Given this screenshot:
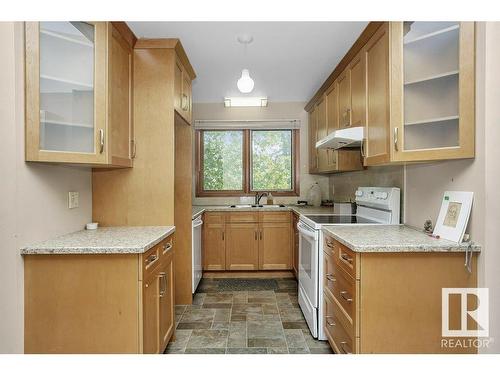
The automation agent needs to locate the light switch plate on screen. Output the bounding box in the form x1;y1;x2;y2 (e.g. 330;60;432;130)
68;191;79;209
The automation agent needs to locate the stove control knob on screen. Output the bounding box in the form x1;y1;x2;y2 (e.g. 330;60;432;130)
355;190;363;197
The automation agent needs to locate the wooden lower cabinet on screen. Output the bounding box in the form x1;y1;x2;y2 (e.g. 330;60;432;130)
226;222;260;270
24;235;175;354
203;211;293;271
322;234;478;354
203;212;226;270
259;221;291;270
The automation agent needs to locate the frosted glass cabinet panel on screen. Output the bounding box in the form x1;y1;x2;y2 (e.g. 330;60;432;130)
390;22;475;162
25;22;108;164
39;22;95;153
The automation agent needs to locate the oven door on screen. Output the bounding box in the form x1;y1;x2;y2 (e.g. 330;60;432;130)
297;221;319;308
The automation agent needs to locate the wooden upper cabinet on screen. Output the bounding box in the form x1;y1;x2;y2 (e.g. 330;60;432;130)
25;22;134;167
308;107;318;173
325;82;339;134
349;52;366;128
316;97;329;172
337;69;351;128
109;23;134;167
364;22;391;166
390;21;475;162
305;21;476;167
174;58;193;124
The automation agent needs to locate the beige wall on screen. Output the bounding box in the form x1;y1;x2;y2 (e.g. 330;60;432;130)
404;22;499;352
192;102;330;205
0;22;92;353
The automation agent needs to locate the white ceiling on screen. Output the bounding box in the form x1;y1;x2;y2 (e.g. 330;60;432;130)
127;22;368;103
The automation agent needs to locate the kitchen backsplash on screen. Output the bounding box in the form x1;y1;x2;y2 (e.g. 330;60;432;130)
329;165;404;219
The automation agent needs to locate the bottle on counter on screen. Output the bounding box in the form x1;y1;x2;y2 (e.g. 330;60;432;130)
307;182;322;207
267;193;274;205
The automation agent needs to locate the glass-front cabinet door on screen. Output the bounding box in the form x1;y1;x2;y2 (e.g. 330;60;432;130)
391;22;475;162
25;22;107;164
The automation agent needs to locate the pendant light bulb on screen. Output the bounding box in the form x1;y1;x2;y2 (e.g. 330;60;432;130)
237;69;254;93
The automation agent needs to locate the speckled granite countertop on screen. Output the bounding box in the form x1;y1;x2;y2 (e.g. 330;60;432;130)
322;225;481;253
21;226;175;255
192;205;335;218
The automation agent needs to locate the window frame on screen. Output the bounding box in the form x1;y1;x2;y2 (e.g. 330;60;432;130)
195;129;300;197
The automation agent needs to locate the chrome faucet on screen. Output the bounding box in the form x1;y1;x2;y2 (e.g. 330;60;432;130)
254;192;268;206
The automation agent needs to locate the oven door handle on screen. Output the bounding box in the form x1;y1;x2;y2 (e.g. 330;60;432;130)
297;222;317;240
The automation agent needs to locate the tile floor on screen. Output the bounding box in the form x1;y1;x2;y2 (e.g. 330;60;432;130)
165;277;333;354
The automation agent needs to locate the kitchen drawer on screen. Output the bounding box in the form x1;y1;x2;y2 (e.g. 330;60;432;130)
159;235;174;259
323;235;337;258
329;264;356;324
226;212;259;223
142;244;161;279
204;212;225;224
260;211;291;223
323;291;355;354
335;240;358;279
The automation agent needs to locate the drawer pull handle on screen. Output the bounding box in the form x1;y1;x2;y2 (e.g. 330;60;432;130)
340;291;353;303
340;341;352;354
325;316;336;327
326;274;336;282
340;253;353;265
146;254;158;266
325;241;334;249
163;242;173;254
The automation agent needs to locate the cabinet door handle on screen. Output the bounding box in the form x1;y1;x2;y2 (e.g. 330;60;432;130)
360;139;365;158
344;109;351;127
340;253;353;265
163;242;172;254
159;272;166;297
222;231;225;241
260;229;263;241
255;230;257;240
340;341;352;354
99;129;105;154
340;291;353;303
181;94;189;111
146;254;158;266
393;127;399;151
326;274;336;282
325;316;336;327
131;139;137;159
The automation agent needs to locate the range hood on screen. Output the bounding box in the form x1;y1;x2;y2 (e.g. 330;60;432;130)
315;126;364;150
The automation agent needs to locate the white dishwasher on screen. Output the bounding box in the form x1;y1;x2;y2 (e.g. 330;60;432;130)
192;216;203;293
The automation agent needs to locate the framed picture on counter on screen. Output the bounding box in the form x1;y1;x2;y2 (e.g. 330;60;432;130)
433;191;474;243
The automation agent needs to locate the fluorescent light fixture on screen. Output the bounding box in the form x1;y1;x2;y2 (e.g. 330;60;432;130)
224;97;268;107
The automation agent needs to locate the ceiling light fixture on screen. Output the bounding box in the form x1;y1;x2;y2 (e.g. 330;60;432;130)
236;34;255;94
237;69;254;94
224;97;268;107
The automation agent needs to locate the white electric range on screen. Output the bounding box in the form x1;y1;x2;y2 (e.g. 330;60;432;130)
297;187;401;339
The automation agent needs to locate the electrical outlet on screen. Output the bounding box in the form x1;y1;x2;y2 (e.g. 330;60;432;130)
68;191;79;209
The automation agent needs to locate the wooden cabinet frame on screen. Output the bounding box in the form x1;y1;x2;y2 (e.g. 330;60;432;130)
389;22;476;162
25;22;108;164
196;129;300;197
25;21;136;167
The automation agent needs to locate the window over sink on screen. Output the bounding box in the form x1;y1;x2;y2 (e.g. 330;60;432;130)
196;129;299;197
